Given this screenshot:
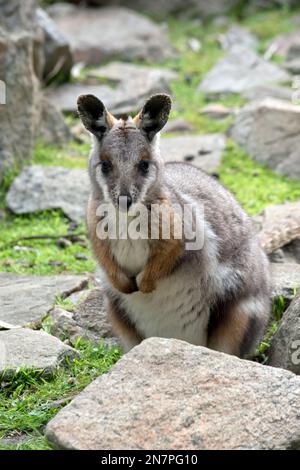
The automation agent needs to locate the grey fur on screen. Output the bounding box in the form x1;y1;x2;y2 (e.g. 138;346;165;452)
79;93;271;357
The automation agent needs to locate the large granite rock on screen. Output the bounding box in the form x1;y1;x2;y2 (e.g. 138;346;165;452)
51;7;174;65
6;165;90;223
0;272;89;327
47;62;177;115
46;337;300;450
230;98;300;179
0;328;78;376
269;291;300;375
161;134;226;173
198;46;289;95
0;0;41;184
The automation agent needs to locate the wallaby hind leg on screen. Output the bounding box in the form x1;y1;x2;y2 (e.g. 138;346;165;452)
207;296;269;358
107;297;143;353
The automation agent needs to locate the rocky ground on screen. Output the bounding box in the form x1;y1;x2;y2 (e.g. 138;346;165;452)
1;0;300;450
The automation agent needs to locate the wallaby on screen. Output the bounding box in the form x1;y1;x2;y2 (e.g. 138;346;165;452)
78;93;271;357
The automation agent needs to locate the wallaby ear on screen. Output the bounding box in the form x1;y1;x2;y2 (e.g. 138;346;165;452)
134;94;172;141
77;94;116;140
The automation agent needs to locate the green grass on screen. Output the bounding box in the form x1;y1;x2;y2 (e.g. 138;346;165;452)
33;141;89;169
0;210;95;275
219;141;300;215
0;339;122;450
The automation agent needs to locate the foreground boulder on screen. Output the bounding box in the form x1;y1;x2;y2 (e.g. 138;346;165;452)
6;165;90;223
51;6;174;65
46;337;300;450
0;273;89;327
198;46;289;95
269;291;300;375
0;328;77;376
0;0;40;183
230;98;300;179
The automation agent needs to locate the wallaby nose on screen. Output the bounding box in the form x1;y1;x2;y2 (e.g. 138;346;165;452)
118;194;132;211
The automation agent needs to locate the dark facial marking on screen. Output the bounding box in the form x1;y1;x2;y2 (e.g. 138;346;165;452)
138;160;150;175
101;160;113;175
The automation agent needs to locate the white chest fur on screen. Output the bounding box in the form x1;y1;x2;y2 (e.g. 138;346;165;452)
119;269;210;347
109;238;150;277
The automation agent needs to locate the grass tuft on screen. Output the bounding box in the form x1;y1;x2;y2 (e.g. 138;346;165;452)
0;339;122;450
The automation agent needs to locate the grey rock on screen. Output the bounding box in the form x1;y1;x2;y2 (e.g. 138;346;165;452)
218;26;257;51
282;239;300;264
0;0;41;184
230;98;300;179
46;337;300;450
283;58;300;75
271;263;300;301
74;1;241;18
242;85;292;102
201;103;233;119
256;201;300;264
266;32;300;59
257;201;300;232
52;7;175;65
0;272;89;327
47;62;177;115
37;97;72;145
198;46;290;95
160;134;226;173
269;291;300;374
36;7;73;82
46;3;78;18
47;84;115;115
50;288;119;346
163;119;194;134
6;165;90;223
0;328;78;376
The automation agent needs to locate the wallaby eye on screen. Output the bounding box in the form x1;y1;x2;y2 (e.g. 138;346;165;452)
139;160;150;175
101;160;113;175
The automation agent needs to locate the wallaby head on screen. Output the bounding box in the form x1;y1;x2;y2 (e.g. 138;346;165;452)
77;93;172;210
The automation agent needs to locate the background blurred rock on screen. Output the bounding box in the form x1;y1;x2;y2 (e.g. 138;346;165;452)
57;0;299;17
0;0;41;184
37;7;73;83
49;6;175;65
